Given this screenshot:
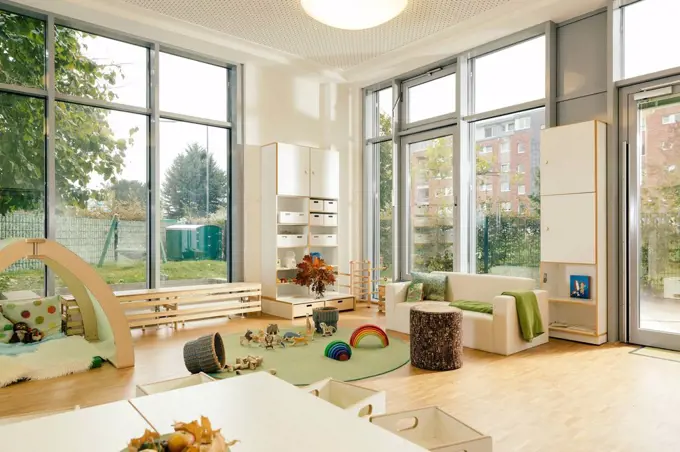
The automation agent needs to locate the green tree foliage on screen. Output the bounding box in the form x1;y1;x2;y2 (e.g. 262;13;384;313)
110;179;147;204
0;11;136;215
161;143;228;219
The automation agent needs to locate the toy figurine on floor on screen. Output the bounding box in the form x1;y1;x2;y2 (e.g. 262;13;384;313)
263;333;275;350
319;322;336;337
282;331;302;343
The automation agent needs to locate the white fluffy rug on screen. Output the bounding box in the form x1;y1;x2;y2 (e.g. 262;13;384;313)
0;336;99;388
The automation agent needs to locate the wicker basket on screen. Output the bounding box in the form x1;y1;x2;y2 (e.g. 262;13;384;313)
183;333;226;374
312;306;339;333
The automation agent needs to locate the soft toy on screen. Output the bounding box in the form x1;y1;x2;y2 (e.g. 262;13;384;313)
27;328;44;343
9;322;30;344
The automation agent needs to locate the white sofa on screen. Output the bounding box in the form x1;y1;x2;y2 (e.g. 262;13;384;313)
386;272;549;356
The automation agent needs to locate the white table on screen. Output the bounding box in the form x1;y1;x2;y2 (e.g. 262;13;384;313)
131;372;427;452
1;401;154;452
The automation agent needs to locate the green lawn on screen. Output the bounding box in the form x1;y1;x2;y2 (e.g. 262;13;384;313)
1;260;228;293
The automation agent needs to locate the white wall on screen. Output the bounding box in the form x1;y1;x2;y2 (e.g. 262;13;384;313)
10;0;363;284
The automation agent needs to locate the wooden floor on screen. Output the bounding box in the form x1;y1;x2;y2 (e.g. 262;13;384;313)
2;308;680;451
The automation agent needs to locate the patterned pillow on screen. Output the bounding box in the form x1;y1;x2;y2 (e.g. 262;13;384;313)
405;283;424;302
412;272;448;301
1;296;61;337
0;315;13;344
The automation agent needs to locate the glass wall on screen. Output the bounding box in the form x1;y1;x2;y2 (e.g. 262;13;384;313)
621;0;680;80
0;7;235;297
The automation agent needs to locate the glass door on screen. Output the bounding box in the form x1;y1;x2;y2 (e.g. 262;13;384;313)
400;127;460;277
623;76;680;349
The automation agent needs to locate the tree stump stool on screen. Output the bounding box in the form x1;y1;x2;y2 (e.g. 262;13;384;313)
410;304;463;371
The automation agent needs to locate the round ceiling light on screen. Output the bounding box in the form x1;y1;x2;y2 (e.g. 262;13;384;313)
301;0;408;30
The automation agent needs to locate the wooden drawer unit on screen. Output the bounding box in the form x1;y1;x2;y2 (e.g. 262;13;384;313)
325;297;355;312
292;301;325;318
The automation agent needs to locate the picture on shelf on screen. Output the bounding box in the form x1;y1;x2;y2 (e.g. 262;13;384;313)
570;275;590;299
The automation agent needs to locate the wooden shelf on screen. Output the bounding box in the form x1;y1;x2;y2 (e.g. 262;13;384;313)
549;296;596;305
549;324;597;337
277;223;308;226
310;245;338;248
276;268;297;271
277;245;308;249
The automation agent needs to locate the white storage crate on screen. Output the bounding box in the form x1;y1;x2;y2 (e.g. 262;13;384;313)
324;214;338;226
310;234;337;246
304;378;386;418
310;199;324;211
324;200;338;213
278;234;307;247
136;373;214;397
278;211;307;224
310;213;324;226
370;407;492;452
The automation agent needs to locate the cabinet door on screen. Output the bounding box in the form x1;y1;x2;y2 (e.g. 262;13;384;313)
541;193;596;264
277;144;309;197
310;150;339;199
541;121;596;196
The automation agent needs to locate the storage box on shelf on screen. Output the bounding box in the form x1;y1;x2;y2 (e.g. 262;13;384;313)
260;142;353;319
370;407;492;452
540;120;607;345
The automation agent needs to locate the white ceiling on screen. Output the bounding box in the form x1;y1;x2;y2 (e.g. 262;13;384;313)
117;0;518;70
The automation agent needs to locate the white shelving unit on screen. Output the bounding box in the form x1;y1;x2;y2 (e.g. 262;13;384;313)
540;120;607;345
260;143;354;319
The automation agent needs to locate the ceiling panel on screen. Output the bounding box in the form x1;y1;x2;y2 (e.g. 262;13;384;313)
118;0;514;69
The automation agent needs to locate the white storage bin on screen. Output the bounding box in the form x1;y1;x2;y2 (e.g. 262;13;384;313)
370;407;492;452
310;234;337;246
304;378;386;418
278;211;307;224
310;213;324;226
278;234;307;247
324;200;338;213
323;214;337;226
136;373;214;397
310;199;324;212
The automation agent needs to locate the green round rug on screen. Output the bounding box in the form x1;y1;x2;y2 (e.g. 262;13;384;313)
209;327;410;385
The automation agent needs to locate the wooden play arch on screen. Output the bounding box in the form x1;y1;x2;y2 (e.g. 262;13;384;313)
0;238;134;368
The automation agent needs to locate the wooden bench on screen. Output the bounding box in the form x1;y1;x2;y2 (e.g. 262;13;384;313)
61;283;261;334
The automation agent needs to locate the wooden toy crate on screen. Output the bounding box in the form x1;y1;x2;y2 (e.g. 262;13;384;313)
370;406;492;452
136;372;215;397
304;378;386;418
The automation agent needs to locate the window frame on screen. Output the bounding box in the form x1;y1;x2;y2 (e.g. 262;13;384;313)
402;64;458;130
0;3;242;294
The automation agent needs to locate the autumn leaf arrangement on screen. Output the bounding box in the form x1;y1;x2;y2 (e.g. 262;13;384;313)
295;254;336;298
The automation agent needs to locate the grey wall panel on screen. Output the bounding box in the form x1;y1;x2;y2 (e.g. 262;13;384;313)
556;92;607;126
556;12;607;99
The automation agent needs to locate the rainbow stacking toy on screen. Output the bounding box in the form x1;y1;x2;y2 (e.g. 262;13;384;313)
324;340;352;361
349;324;389;348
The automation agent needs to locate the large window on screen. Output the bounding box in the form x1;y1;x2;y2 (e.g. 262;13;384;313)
621;0;680;80
0;8;235;298
473;109;544;281
406;73;456;124
160;120;229;286
473;36;545;113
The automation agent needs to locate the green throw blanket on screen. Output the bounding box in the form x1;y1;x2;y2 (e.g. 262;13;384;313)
502;291;544;342
450;300;493;315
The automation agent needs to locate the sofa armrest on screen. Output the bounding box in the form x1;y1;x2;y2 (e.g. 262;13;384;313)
490;290;549;355
385;282;410;311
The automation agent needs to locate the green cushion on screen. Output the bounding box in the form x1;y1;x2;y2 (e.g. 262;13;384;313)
450;300;493;315
405;283;424;302
412;272;447;301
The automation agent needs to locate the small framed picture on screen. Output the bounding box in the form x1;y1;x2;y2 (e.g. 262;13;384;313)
570;275;591;299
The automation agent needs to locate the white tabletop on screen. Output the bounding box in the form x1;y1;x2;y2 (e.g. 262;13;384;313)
1;401;154;452
130;372;426;452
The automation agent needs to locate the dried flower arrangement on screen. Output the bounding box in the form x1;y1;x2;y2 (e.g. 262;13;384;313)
295;254;336;299
126;416;238;452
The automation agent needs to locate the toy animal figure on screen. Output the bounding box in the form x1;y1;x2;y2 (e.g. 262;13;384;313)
305;314;314;339
319;322;336;337
240;329;254;346
266;324;280;336
250;330;266;345
291;335;309;346
263;333;275;350
9;322;30;344
282;331;302;343
273;335;287;348
26;328;43;344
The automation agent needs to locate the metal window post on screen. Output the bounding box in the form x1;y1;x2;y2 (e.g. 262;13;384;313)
148;43;161;289
45;15;56;296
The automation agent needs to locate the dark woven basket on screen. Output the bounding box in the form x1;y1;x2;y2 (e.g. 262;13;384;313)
183;333;225;374
312;306;339;333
